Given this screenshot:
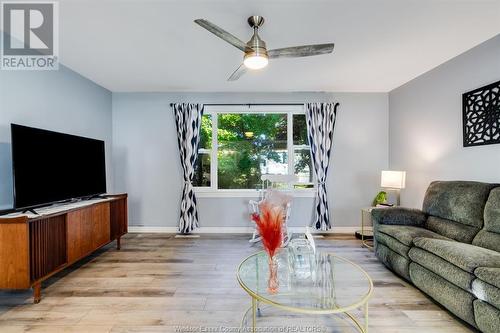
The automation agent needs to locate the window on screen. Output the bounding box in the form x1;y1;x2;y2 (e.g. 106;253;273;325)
193;114;212;187
193;106;314;194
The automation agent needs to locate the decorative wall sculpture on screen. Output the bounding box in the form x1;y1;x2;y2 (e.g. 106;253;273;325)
463;80;500;147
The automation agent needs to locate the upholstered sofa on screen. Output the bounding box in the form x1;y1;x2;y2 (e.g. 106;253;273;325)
372;181;500;333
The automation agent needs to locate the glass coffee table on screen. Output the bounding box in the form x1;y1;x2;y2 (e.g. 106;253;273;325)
237;248;373;332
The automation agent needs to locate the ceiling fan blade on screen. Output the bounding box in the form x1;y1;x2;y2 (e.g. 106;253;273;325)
194;19;248;52
227;64;247;81
268;43;335;59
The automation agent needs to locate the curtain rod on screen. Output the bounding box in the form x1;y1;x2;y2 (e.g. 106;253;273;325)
169;103;306;107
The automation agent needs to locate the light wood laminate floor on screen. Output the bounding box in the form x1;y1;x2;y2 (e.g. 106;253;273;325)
0;233;477;333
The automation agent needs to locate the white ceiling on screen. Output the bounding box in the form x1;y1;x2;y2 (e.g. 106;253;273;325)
59;0;500;92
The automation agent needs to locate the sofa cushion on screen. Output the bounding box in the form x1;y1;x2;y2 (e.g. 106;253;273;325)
377;225;448;246
426;216;479;243
410;262;476;327
376;225;448;259
375;232;410;258
413;237;500;273
375;242;410;281
474;300;500;333
473;187;500;252
409;247;474;292
473;230;500;253
472;279;500;310
423;181;495;228
475;267;500;289
484;188;500;233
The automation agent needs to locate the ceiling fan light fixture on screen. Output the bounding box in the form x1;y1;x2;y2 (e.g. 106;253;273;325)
243;54;268;70
244;27;268;70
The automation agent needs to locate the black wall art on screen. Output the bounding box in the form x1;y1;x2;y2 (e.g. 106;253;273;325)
463;80;500;147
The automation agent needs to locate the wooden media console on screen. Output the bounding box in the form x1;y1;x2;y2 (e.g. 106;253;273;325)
0;194;127;303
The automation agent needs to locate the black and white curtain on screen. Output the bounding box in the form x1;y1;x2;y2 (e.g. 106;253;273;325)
172;103;204;234
305;102;339;230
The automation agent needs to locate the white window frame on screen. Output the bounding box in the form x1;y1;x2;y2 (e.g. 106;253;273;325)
195;105;315;198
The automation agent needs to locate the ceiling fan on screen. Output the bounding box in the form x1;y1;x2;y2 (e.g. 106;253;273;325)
194;16;335;81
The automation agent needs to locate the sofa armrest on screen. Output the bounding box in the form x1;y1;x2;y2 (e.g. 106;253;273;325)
372;207;427;227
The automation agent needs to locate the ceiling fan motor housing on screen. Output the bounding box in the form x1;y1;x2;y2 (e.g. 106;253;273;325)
245;16;268;62
246;33;268;56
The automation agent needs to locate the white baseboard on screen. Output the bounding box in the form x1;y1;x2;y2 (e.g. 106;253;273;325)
129;226;179;233
128;226;358;234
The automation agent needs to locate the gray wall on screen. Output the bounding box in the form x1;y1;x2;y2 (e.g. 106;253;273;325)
389;34;500;208
0;65;113;210
112;92;389;229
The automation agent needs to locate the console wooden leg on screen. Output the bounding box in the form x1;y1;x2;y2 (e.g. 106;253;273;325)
33;283;41;304
117;237;121;250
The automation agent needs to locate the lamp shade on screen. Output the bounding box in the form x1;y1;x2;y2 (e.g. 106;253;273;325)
381;170;406;189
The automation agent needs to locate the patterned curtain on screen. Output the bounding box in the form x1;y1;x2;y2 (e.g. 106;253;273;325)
172;103;204;234
305;102;339;230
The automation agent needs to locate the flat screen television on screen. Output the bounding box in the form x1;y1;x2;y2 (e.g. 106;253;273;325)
11;124;106;210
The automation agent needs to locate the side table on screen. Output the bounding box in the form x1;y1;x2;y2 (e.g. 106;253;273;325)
360;207;374;249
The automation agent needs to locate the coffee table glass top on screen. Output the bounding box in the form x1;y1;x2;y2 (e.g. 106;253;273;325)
237;248;373;314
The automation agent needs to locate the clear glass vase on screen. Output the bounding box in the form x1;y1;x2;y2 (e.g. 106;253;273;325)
267;255;279;294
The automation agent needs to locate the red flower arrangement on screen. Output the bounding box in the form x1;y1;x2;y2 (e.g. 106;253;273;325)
251;201;284;294
252;201;285;294
251;202;284;258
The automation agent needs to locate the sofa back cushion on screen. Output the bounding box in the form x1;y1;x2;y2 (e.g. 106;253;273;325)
473;187;500;252
423;181;494;227
426;216;479;243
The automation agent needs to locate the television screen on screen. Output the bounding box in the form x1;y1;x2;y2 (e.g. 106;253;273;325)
11;124;106;209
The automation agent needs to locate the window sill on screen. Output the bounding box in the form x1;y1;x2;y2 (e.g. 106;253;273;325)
194;189;316;198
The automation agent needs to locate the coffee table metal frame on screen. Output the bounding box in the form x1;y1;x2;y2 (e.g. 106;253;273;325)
236;252;373;333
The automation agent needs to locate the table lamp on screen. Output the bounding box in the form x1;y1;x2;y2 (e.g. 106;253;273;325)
381;170;406;206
